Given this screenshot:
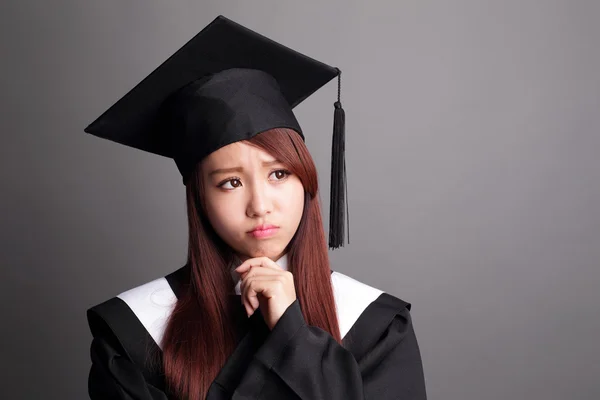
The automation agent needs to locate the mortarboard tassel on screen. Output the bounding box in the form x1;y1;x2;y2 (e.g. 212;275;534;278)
329;68;350;250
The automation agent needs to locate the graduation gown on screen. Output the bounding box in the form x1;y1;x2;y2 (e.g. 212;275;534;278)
86;260;427;399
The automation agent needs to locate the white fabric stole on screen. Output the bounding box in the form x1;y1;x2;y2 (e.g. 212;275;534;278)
118;264;383;349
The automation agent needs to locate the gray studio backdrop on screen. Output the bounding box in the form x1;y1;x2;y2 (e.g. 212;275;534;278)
1;1;598;399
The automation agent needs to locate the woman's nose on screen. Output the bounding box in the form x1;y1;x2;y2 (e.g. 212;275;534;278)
246;183;272;217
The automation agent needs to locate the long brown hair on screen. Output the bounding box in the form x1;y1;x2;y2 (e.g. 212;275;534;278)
160;128;342;400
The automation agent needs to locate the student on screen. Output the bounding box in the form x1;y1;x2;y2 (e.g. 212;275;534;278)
84;15;427;400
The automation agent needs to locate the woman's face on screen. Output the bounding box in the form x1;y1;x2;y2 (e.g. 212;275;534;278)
200;140;305;262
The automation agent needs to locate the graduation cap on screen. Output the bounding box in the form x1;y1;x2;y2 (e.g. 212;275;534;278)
84;15;349;249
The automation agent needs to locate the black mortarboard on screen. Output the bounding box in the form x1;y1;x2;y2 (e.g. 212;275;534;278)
84;15;349;249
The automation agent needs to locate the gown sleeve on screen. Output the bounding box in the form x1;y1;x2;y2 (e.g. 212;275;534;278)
233;299;427;400
87;308;169;400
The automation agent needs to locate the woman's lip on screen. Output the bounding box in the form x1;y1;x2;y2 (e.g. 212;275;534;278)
248;227;279;238
248;224;278;233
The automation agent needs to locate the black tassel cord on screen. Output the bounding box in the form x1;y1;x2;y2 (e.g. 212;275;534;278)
329;68;350;250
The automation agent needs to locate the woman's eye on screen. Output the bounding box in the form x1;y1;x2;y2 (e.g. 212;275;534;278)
218;170;290;189
270;169;291;181
219;178;242;189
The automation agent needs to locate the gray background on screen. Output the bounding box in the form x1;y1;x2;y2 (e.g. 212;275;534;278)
1;1;598;399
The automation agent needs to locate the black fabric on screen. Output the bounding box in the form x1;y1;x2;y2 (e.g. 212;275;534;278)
162;68;304;183
343;292;412;361
83;15;339;185
89;335;168;400
87;298;166;397
227;297;426;400
86;270;427;400
164;263;190;300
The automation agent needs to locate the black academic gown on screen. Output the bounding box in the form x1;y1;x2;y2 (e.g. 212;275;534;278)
86;265;427;399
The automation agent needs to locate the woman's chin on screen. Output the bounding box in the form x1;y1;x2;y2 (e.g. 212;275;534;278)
237;244;287;261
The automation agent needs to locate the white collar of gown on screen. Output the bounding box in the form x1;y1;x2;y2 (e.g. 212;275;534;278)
230;253;289;295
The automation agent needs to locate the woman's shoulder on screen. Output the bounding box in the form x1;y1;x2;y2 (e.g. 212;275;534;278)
86;264;188;351
330;270;412;339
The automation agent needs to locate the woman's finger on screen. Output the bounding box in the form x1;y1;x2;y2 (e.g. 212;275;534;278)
240;274;279;293
241;276;281;315
238;265;283;282
235;256;283;274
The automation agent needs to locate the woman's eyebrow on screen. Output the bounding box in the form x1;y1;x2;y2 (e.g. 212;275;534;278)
208;160;281;176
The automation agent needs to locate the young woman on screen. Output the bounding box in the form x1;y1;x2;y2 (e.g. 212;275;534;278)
85;16;427;400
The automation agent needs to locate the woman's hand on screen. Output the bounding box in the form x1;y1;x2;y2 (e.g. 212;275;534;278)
235;256;297;330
